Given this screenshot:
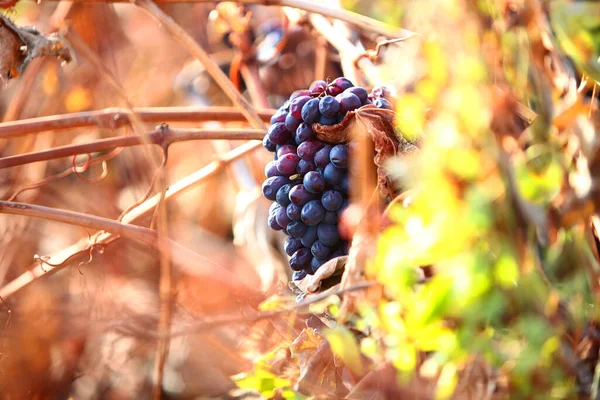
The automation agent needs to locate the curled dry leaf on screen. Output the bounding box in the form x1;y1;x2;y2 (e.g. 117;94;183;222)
290;328;337;395
291;256;348;295
313;104;418;199
0;15;71;85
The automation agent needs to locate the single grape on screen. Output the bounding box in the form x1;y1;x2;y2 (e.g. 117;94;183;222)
371;86;393;100
303;171;325;193
336;92;361;114
262;176;289;201
329;144;349;168
290;95;311;119
275;206;292;228
318;114;337;126
324;163;345;185
270;109;288;124
264;160;281;177
311;240;330;259
263;134;277;152
297;140;324;161
290;248;311;271
321;190;343;211
295;122;315;144
301;200;325;226
328;77;354;96
289;185;318;206
301;98;321;124
373;97;394;110
323;210;338;224
287;203;302;220
269;202;279;215
309;80;327;94
285;113;302;132
277;154;301;175
292;269;307;280
319;96;341;117
345;86;369;103
301;225;318;247
276;183;294;206
296;159;316;175
268;211;283;231
335;175;349;193
276;144;297;158
314;145;333;168
290;89;311;100
310;257;326;273
268;122;292;145
317;224;340;246
287;220;309;238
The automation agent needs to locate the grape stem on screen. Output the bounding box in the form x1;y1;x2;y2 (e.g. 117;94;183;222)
0;126;266;169
0;107;274;139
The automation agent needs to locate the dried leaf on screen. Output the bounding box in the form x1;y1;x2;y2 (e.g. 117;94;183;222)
290;329;337;395
0;20;23;85
314;105;417;199
292;256;348;295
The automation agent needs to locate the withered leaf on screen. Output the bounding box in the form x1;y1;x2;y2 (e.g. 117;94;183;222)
313;105;417;199
292;256;348;295
0;19;23;85
290;329;337;395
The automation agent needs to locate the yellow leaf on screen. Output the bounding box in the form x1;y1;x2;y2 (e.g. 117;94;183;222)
323;326;364;375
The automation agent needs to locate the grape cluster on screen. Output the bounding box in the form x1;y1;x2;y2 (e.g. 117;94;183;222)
262;77;392;279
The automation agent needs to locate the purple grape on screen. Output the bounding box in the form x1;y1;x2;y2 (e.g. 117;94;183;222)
310;257;326;273
293;269;308;280
287;220;308;238
318;115;337;126
345;86;369;103
314;145;333;168
296;159;316;175
262;176;289;201
321;190;343;211
328;77;354;96
285;237;304;256
268;122;292;145
319;96;341;117
290;248;311;271
303;171;325;193
317;224;340;246
270;109;288;124
276;183;294;206
310;80;327;94
295;122;315;144
277;144;297;158
301;225;318;247
324;163;345;185
336;93;361;114
289;185;318;206
285;113;302;132
329;144;349;168
263;135;277;152
287;203;302;220
277;154;301;175
301;200;325;226
335;175;349;193
275;206;292;228
373;98;394;110
265;160;282;177
297;140;324;160
268;209;283;231
301;98;321;124
371;86;392;100
311;240;330;259
290;89;311;100
323;210;338;224
290;96;311;119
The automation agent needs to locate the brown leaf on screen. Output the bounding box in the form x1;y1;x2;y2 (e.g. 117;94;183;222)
314;105;417;199
292;256;348;295
0;21;24;85
290;329;337;395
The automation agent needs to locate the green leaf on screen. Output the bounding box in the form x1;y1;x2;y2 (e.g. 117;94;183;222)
323;326;364;375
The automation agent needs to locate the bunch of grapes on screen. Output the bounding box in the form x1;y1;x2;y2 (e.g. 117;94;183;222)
261;77;393;280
